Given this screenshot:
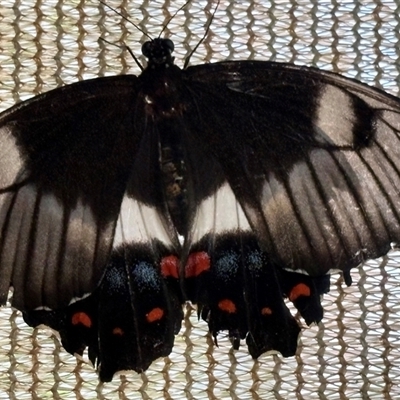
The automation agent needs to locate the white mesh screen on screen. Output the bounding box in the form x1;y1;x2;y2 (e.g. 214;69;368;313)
0;0;399;398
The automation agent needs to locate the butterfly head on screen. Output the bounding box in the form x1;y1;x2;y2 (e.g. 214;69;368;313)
142;38;175;69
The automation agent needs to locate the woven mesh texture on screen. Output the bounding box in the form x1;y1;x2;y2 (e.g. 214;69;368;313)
0;0;400;398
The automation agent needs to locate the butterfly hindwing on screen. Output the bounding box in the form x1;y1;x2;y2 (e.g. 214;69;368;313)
95;242;182;381
185;231;301;358
24;194;183;381
23;293;98;361
183;180;330;357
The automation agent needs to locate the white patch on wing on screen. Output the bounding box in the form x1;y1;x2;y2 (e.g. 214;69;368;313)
0;185;37;304
68;292;91;306
0;187;104;308
191;182;251;243
0;125;24;188
28;193;64;293
350;90;400;111
258;143;400;274
65;198;98;259
374;112;400;164
259;169;313;267
287;159;341;258
58;197;100;301
1;185;37;271
314;85;356;146
113;195;172;248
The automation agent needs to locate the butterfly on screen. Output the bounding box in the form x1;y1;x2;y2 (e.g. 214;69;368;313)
1;31;400;381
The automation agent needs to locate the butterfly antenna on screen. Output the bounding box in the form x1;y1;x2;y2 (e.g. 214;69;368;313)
158;0;191;38
183;0;220;69
99;0;152;41
98;37;144;71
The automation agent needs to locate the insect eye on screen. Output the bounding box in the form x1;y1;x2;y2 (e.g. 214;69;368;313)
142;41;152;58
164;39;174;53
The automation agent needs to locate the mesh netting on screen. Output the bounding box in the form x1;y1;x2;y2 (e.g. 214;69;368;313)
0;0;400;398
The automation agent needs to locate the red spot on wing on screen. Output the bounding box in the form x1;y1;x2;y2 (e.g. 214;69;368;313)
289;283;311;302
261;307;272;316
146;307;164;323
71;312;92;328
218;299;236;314
185;251;210;277
161;255;179;278
112;327;124;336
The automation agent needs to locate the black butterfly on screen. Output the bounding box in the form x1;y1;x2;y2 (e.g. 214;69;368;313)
1;34;400;381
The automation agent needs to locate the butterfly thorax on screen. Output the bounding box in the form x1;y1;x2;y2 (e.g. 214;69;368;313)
137;39;191;234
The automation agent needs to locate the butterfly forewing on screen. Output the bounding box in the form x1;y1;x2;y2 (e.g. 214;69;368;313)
0;76;145;309
182;61;400;274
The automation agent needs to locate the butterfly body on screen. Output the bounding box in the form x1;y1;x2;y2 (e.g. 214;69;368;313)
1;38;400;381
